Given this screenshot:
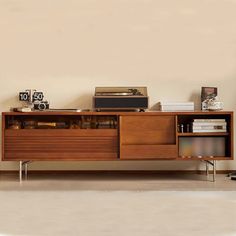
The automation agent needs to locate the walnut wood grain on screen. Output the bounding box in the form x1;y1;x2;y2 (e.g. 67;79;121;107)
2;111;234;116
121;145;177;160
5;129;117;137
120;115;176;145
1;111;234;161
119;115;177;159
4;129;118;161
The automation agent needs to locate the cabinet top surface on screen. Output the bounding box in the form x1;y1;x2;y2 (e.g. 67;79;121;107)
2;110;234;116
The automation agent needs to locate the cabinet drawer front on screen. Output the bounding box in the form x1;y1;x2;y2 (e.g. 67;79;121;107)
120;115;176;145
4;130;118;161
121;145;177;159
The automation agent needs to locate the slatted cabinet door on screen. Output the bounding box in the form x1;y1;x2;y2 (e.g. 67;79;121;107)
120;115;178;159
4;129;118;161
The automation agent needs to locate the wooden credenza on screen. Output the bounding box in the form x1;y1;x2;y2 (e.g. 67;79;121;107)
2;111;234;180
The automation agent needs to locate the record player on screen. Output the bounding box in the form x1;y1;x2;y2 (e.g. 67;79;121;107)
93;87;148;111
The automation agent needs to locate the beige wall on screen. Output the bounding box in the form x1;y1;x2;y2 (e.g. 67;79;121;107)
0;0;236;170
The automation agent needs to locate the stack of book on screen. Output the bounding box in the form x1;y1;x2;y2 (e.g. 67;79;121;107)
192;119;227;133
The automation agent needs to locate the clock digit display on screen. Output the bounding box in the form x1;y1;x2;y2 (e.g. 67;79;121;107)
33;92;44;102
19;92;30;101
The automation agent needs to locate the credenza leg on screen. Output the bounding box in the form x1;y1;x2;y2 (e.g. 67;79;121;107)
206;161;209;176
19;161;30;182
19;161;22;182
204;160;216;182
25;162;28;180
213;160;216;182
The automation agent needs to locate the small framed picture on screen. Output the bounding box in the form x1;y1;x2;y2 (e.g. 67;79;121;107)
201;87;218;110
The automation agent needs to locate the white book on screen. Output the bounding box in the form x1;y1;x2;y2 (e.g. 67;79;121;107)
192;129;227;133
193;122;227;126
192;125;227;130
193;119;226;122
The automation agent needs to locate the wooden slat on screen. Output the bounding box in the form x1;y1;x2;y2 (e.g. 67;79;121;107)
5;129;117;137
4;152;117;161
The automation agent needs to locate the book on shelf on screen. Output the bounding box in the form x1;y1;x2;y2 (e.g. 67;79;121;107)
192;125;227;130
192;129;227;133
192;119;227;133
193;122;227;126
193;119;226;122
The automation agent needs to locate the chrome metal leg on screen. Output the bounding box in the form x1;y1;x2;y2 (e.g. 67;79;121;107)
213;160;216;182
25;162;28;180
19;161;22;182
19;161;31;181
204;160;216;182
206;161;209;176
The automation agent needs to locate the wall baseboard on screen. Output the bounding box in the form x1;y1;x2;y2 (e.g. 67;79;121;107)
0;170;234;175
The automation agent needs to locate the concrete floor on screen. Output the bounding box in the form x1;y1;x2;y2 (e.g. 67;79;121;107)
0;172;236;191
0;173;236;236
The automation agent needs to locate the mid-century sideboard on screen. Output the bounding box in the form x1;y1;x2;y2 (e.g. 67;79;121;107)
2;111;234;181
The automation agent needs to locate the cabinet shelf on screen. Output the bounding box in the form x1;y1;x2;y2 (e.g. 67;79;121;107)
177;132;229;136
178;156;229;160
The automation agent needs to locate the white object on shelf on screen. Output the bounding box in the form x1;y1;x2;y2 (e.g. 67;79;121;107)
193;119;226;122
193;125;227;129
193;122;227;126
192;129;227;133
160;102;194;111
192;119;227;132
